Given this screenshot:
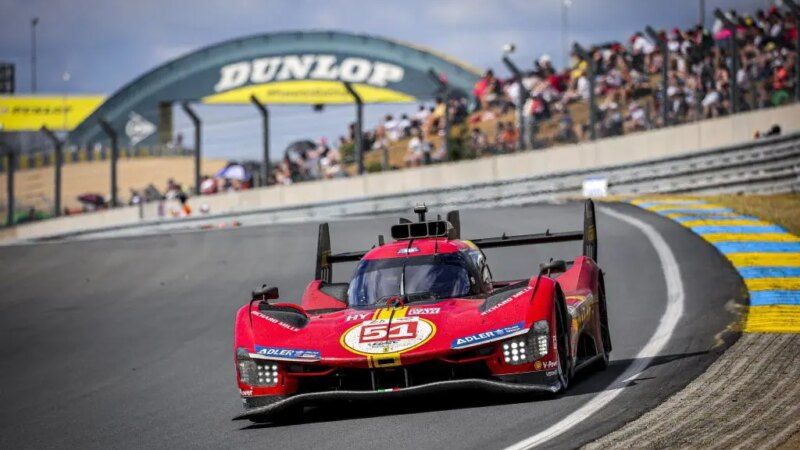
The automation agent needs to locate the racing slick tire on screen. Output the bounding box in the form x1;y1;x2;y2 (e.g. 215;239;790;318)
554;287;572;392
594;273;612;371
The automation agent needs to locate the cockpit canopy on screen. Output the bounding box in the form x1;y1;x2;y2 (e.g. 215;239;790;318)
347;252;478;307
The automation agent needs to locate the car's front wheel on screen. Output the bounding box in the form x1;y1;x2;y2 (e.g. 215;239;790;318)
554;289;571;391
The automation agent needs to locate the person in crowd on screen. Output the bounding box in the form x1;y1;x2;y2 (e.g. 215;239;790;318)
397;114;412;138
556;112;579;144
165;178;182;200
405;128;425;167
424;97;447;136
143;183;163;202
321;143;344;178
199;175;217;195
383;115;400;141
413;104;430;128
473;69;503;110
468;127;487;158
500;122;518;152
128;189;142;206
494;121;506;149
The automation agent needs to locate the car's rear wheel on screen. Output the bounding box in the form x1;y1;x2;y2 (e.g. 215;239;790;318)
596;274;612;370
554;289;571;391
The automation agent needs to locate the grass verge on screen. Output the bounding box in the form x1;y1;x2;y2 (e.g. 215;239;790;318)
699;194;800;235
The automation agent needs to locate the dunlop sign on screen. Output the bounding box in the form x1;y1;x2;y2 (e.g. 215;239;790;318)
204;54;413;105
214;55;405;91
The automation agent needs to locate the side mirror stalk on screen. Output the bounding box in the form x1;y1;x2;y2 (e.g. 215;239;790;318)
252;284;279;302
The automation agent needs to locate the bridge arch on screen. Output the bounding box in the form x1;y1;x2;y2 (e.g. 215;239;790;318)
70;30;481;147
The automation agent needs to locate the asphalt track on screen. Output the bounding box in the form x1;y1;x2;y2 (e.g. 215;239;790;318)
0;202;745;449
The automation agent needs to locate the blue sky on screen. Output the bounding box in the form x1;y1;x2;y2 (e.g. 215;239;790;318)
1;0;770;159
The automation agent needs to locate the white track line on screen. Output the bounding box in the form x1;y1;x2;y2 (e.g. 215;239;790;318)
504;205;686;449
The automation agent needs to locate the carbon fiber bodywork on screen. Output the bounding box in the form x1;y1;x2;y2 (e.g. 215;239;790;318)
234;377;561;420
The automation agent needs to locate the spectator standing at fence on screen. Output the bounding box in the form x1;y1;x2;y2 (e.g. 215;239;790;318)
397;114;412;137
405;128;425;167
500;122;518;152
321;143;343;179
468;127;487;158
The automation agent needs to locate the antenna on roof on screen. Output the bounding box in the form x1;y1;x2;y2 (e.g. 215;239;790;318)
414;203;428;222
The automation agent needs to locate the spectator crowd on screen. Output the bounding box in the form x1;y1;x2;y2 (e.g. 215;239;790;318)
277;6;797;185
469;6;798;148
128;7;799;197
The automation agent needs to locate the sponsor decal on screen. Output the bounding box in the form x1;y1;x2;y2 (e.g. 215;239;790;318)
451;321;528;349
240;389;253;396
251;311;301;332
545;370;558;377
345;312;371;322
481;287;531;315
341;316;435;356
407;307;440;316
254;346;320;361
0;95;105;131
125;111;156;146
397;247;420;255
567;294;594;330
530;359;558;372
213;54;405;93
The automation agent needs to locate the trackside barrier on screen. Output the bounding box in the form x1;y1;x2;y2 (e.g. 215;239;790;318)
2;104;800;242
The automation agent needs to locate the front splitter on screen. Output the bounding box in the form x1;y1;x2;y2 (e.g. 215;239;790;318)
233;378;561;421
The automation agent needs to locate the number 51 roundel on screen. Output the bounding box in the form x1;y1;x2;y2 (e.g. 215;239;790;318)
340;317;436;355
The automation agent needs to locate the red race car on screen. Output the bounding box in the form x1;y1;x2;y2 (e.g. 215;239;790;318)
233;200;611;421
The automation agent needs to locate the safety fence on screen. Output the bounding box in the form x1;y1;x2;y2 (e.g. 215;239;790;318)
0;145;194;173
189;131;799;223
5;130;796;243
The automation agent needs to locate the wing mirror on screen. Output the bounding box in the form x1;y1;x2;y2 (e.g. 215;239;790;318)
252;284;279;302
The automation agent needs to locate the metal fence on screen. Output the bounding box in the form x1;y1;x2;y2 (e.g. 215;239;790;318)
0;144;193;173
36;131;798;240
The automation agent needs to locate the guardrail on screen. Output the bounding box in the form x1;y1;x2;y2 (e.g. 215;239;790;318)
252;131;800;219
9;131;797;242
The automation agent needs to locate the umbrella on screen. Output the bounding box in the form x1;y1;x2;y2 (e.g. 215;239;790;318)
215;164;249;181
77;193;106;206
285;140;317;156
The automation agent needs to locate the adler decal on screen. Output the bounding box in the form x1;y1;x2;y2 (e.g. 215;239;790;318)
340;317;435;355
214;54;405;92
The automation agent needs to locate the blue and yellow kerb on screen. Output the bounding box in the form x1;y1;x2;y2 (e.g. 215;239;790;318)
632;197;800;333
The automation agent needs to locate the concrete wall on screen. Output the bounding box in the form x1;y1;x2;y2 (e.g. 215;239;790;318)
5;103;799;242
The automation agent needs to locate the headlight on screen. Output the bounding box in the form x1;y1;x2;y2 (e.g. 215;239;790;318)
502;320;549;365
236;348;280;386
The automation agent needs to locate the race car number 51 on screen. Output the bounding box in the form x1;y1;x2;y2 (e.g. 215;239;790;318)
359;321;418;343
341;317;436;355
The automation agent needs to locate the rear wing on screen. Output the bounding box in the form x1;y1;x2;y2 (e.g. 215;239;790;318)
314;199;598;283
467;199;598;261
314;223;370;283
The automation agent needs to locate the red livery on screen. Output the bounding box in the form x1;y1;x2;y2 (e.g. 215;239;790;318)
233;201;611;421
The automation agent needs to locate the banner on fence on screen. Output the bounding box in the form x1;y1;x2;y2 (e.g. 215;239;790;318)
0;95;105;131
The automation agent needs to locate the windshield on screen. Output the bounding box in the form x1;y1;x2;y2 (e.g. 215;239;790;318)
347;253;471;307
